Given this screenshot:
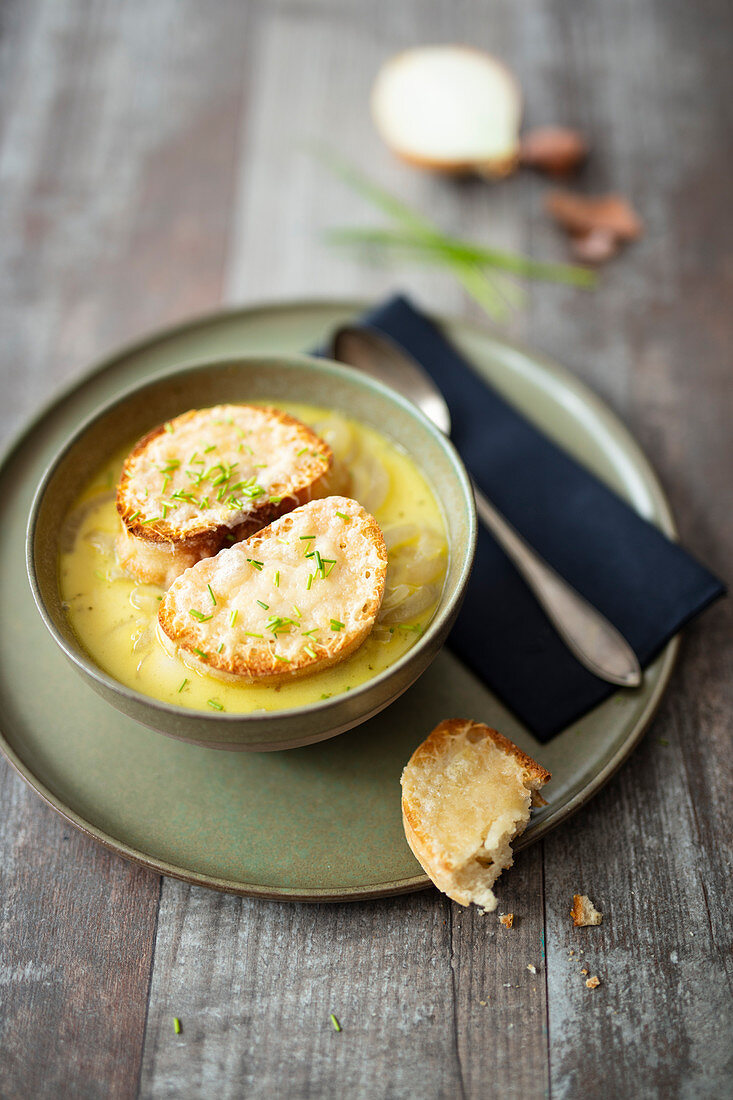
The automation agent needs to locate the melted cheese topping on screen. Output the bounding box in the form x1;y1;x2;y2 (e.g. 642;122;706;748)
59;405;448;714
160;497;387;679
119;404;329;538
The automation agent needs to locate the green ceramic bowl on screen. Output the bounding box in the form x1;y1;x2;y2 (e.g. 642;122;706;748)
26;355;477;751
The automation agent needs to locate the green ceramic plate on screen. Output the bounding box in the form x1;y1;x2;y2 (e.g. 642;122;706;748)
0;300;677;901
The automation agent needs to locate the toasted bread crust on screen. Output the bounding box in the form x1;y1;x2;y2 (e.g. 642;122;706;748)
115;404;332;585
114;521;221;589
401;719;550;910
158;496;387;682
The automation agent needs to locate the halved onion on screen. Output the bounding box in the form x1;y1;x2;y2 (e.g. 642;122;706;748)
371;46;521;177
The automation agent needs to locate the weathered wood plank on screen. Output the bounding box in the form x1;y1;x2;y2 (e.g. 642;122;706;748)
0;1;252;1096
0;766;160;1100
523;0;733;1094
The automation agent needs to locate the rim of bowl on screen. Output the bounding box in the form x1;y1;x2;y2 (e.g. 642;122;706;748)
26;353;477;725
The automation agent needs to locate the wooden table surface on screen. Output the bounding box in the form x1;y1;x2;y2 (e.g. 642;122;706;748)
1;2;731;1097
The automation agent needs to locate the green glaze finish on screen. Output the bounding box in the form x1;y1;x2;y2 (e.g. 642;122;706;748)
27;355;477;750
1;301;677;901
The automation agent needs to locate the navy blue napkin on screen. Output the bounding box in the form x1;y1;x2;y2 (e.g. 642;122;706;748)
334;294;724;740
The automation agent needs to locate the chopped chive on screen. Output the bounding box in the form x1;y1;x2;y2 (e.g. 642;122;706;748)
177;679;188;693
335;511;351;522
207;699;224;711
204;444;216;453
269;495;283;504
321;693;331;700
330;619;344;631
274;571;280;587
244;631;264;638
162;505;169;518
330;1013;341;1032
247;559;264;571
292;604;301;617
314;549;324;576
128;510;141;522
296;447;308;457
299;535;316;541
276;538;290;545
189;610;213;622
304;644;317;659
164;422;174;434
192;648;208;661
207;584;217;605
301;628;318;637
94;569;106;581
306;574;313;591
230;610;239;627
142;516;161;525
173;1017;182;1034
274;655;291;664
256;600;269;610
161;475;171;493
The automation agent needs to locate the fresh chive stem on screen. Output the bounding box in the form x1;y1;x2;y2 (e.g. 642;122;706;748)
316;150;596;323
325;226;597;288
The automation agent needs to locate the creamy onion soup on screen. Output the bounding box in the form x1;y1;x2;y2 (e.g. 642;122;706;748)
59;404;449;714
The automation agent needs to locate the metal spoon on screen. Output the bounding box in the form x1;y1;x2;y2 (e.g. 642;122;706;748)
331;324;642;688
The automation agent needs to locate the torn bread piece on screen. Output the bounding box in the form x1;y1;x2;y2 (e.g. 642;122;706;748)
401;720;550;912
571;895;603;927
158;496;387;682
116;405;332;586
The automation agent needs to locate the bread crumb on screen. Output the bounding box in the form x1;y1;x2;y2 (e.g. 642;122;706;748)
568;949;575;956
526;964;537;974
499;913;514;929
479;1000;487;1006
580;968;589;975
586;976;601;989
571;894;602;926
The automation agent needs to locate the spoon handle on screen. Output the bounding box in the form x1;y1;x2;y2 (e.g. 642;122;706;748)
472;485;642;687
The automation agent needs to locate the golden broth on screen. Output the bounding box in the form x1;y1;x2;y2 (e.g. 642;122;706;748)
60;404;449;714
